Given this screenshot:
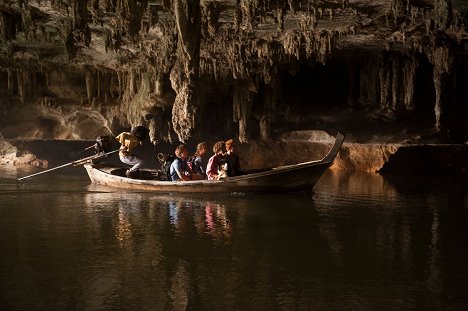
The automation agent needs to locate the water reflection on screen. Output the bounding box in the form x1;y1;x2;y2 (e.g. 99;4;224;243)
205;202;231;241
82;186;325;309
85;185;235;245
168;260;189;311
312;170;468;309
82;173;468;310
2;168;468;310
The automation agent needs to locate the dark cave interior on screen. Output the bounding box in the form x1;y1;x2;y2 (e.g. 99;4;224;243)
198;49;467;143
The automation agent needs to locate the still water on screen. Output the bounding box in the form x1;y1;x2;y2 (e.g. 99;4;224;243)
0;166;467;311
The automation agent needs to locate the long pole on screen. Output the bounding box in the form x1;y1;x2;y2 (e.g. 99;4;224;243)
17;149;119;181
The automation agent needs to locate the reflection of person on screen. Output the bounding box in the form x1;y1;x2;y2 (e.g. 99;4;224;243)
225;139;240;176
206;141;226;180
170;144;192;181
168;201;180;225
205;202;231;239
190;142;208;180
115;126;148;178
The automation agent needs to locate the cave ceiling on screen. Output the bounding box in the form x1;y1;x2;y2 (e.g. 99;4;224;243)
0;0;467;143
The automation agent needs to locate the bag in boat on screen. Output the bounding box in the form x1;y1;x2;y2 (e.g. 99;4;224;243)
157;153;175;181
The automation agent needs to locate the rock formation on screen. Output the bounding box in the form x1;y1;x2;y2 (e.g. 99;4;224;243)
0;0;467;145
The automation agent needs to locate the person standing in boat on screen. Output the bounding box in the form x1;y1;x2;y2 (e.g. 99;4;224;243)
170;144;193;181
225;139;241;176
189;142;209;180
206;141;226;180
115;125;148;178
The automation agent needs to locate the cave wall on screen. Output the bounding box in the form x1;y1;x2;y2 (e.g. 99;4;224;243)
0;0;467;145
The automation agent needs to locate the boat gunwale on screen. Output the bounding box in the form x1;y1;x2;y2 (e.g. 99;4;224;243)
84;132;345;189
86;158;330;186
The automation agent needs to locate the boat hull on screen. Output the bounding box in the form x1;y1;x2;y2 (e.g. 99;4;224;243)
84;132;345;193
84;161;330;193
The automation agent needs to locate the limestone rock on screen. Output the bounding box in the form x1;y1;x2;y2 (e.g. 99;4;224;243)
0;0;466;145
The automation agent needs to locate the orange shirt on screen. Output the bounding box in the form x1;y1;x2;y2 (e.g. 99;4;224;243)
116;132;140;156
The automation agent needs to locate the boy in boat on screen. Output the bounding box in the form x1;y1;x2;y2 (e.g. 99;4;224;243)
206;141;227;180
170;144;193;181
115;126;148;178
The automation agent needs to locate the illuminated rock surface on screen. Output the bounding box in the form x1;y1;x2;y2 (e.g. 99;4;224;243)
0;0;467;172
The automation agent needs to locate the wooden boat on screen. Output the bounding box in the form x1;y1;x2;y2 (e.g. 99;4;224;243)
84;132;345;193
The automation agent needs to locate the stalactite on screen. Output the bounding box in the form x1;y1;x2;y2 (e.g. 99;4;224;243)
410;7;418;26
433;72;443;131
282;30;302;60
234;0;242;32
23;7;37;41
72;0;91;45
390;0;406;21
429;45;453;131
174;0;201;72
7;68;15;95
64;24;76;62
0;0;465;144
201;0;220;37
171;0;202;142
276;7;285;32
403;56;418;110
119;0;146;41
434;0;453;30
259;116;270;141
391;55;400;110
16;70;33;104
259;76;279;141
86;70;94;102
239;0;255;31
233;79;256;143
378;54;391;110
101;69;112;101
358;58;379;106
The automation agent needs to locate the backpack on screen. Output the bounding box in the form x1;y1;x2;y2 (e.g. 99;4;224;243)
157;153;176;181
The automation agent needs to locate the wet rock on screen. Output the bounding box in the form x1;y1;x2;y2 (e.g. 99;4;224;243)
0;0;466;149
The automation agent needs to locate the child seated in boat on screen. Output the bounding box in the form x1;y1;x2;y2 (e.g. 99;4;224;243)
206;141;227;180
189;142;209;180
169;144;192;181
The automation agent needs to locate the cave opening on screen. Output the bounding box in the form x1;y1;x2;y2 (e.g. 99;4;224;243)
444;54;468;140
267;49;464;142
274;59;349;137
199;83;236;141
413;55;436;115
280;60;349;113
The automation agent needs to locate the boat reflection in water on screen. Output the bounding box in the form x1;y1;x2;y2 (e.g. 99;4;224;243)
85;184;234;241
78;171;468;310
3;160;468;309
83;185;241;310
